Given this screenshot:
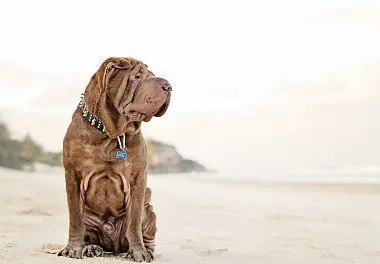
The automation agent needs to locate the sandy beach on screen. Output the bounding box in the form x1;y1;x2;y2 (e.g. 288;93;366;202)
0;168;379;264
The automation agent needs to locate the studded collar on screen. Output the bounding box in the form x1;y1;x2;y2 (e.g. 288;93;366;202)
78;93;129;160
78;93;106;134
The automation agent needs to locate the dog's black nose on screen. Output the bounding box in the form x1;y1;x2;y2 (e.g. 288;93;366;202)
162;83;172;92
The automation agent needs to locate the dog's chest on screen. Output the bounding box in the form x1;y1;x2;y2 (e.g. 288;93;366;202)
81;169;130;215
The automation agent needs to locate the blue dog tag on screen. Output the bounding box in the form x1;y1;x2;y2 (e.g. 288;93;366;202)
116;151;128;160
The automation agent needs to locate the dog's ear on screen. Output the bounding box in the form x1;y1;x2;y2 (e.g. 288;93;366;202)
91;58;136;138
98;57;132;91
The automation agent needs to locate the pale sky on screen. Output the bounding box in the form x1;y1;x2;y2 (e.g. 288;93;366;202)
1;0;380;175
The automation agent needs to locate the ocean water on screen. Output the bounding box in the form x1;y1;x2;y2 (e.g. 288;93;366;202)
17;163;380;184
163;165;380;184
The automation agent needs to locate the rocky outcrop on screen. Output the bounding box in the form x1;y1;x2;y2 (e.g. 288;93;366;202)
0;117;208;174
146;139;208;174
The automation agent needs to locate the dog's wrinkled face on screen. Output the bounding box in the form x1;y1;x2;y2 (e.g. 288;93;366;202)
88;57;171;137
130;77;172;122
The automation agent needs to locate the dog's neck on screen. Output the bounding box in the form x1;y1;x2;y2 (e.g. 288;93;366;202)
78;93;143;160
80;89;143;138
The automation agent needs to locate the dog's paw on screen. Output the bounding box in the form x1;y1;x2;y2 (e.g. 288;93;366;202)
82;244;104;257
57;244;83;259
119;247;153;262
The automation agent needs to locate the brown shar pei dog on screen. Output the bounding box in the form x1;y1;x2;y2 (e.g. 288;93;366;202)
58;57;171;262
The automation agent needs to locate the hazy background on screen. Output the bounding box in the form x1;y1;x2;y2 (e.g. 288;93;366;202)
1;0;380;176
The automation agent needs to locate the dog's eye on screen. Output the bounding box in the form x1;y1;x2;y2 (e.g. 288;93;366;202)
135;72;141;79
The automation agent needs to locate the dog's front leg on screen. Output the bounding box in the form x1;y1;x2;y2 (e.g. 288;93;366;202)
125;177;153;262
58;170;85;259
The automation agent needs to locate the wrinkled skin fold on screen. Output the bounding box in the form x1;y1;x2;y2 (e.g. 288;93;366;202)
58;57;171;262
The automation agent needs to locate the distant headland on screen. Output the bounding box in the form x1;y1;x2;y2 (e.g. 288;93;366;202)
0;119;208;174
